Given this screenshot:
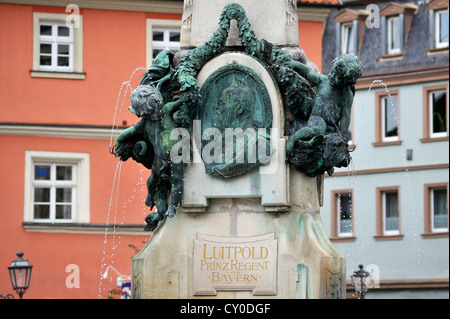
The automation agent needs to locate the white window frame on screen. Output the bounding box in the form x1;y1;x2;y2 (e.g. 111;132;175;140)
146;19;181;68
429;89;448;138
32;163;77;223
431;187;448;233
435;8;449;49
387;16;401;54
337;193;353;238
381;95;400;142
382;191;400;236
24;151;90;224
38;21;74;72
32;12;84;79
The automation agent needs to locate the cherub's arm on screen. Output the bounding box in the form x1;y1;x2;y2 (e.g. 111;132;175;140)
338;85;357;135
116;126;139;143
339;103;352;137
288;60;321;86
161;96;185;116
115;121;144;148
114;126;137;160
114;121;146;160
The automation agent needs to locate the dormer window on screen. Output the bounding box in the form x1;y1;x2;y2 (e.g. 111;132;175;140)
428;0;449;52
334;9;370;56
380;2;418;60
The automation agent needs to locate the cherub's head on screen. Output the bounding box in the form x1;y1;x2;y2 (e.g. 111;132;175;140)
130;85;163;118
328;54;364;88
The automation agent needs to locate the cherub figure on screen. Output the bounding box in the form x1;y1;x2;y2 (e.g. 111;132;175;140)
286;54;364;176
115;85;187;229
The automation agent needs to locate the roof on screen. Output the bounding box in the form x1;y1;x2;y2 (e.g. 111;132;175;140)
297;0;343;6
321;0;449;75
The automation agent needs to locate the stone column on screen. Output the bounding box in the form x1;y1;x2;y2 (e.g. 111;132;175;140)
132;0;345;299
180;0;299;48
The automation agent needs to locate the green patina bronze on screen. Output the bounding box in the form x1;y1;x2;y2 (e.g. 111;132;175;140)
114;85;186;230
112;3;364;230
199;63;272;179
284;54;364;177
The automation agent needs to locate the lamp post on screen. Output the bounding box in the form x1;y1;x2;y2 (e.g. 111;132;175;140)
351;264;370;299
8;252;33;299
102;265;131;299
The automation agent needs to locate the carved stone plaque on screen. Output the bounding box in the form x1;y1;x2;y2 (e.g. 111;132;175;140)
193;233;278;296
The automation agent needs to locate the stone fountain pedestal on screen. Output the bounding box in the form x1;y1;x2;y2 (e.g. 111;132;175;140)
132;170;345;299
131;0;346;299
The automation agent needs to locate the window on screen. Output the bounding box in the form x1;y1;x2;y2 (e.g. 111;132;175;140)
330;190;355;241
387;16;402;54
424;183;449;238
382;191;400;235
430;90;448;137
38;22;73;72
431;188;448;232
337;193;353;237
422;84;448;141
32;12;84;79
32;163;76;222
24;151;90;224
382;95;399;141
435;9;449;48
341;22;356;55
152;28;181;61
376;186;403;240
146;19;181;68
375;90;401;145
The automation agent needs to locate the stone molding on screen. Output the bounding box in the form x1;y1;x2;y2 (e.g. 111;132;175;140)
0;0;184;14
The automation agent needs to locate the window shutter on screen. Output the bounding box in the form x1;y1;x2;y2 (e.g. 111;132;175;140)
381;16;387;55
429;10;435;49
399;13;405;52
335;22;341;57
351;20;359;55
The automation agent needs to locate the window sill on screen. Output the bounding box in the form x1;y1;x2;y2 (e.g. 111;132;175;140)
420;136;449;143
330;236;356;243
427;47;449;56
374;234;404;241
22;222;149;234
422;232;448;239
372;140;403;147
30;70;86;80
379;53;404;62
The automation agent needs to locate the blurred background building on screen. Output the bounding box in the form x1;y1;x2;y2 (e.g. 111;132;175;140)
320;0;448;298
0;0;341;299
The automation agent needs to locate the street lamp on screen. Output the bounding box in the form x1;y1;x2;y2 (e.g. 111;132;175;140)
102;265;132;299
351;264;370;299
8;252;33;299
